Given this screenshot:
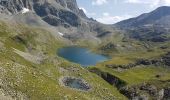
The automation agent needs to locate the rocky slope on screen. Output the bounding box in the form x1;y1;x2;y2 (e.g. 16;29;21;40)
0;0;86;17
114;6;170;43
0;0;115;42
116;6;170;28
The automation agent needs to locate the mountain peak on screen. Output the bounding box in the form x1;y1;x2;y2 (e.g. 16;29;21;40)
0;0;84;15
0;0;114;39
156;6;170;10
0;0;89;27
116;6;170;28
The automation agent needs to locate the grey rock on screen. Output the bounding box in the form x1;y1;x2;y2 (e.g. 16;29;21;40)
0;0;87;27
0;0;117;43
162;52;170;66
163;87;170;99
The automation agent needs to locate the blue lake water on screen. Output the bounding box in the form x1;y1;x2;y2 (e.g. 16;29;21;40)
58;46;109;66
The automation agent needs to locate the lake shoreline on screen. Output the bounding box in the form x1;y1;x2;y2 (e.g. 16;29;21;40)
57;46;109;66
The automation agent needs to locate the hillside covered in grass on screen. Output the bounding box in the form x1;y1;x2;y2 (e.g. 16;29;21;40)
0;21;128;100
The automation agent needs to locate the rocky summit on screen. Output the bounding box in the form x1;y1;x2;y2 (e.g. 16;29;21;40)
0;0;115;43
0;0;86;27
0;0;170;100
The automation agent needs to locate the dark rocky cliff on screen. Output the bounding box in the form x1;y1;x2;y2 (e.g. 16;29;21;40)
0;0;86;16
0;0;114;39
0;0;33;14
0;0;88;27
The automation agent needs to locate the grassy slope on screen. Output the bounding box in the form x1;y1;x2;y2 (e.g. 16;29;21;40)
95;65;170;85
92;31;170;88
0;21;126;100
2;19;170;99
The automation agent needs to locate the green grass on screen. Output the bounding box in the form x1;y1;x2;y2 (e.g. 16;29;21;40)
95;65;170;86
0;21;127;100
92;36;170;88
1;19;170;99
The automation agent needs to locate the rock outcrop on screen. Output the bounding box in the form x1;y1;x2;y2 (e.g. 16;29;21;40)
164;88;170;99
162;52;170;66
89;68;127;88
120;83;170;99
0;0;86;27
0;0;114;40
0;0;33;14
0;0;86;16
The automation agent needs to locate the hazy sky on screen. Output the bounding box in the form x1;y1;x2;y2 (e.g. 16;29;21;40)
77;0;170;24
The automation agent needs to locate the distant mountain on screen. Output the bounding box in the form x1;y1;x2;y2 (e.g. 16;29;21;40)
116;6;170;28
114;6;170;42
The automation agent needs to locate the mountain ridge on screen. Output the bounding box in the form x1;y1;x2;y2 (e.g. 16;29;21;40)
115;6;170;28
114;6;170;42
0;0;117;43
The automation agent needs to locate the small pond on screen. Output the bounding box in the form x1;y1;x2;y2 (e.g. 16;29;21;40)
58;46;109;66
61;77;91;91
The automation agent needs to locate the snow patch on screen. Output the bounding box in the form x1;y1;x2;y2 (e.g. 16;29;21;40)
58;32;64;36
21;8;29;14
